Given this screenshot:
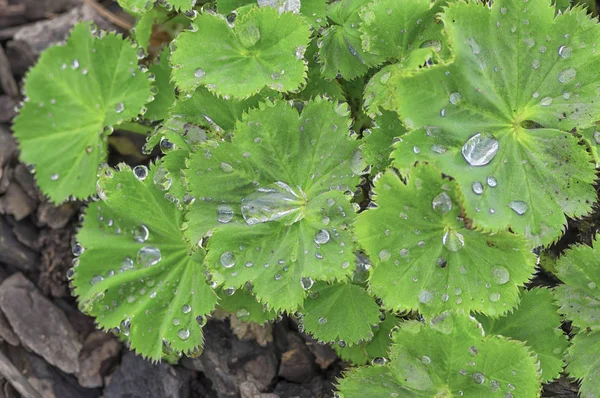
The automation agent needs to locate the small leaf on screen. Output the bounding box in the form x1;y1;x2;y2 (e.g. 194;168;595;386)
355;164;536;317
335;313;397;365
390;0;599;246
554;235;600;331
294;42;345;101
73;162;217;360
184;98;361;311
117;0;153;14
359;0;446;62
477;288;568;382
300;282;380;345
337;313;542;398
318;0;383;80
170;7;311;98
13;23;152;203
565;331;600;398
362;110;406;175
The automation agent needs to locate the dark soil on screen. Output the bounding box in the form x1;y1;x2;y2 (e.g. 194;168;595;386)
0;1;585;397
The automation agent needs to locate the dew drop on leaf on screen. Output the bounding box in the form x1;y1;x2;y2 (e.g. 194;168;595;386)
472;372;485;384
314;229;330;245
50;172;59;181
491;266;510;284
489;292;501;302
486;176;497;187
418;290;434;304
421;355;431;364
178;329;190;340
90;275;104;285
301;277;314;290
194;68;206;78
558;45;572;58
137;246;161;267
115;102;124;113
182;304;191;314
465;37;481;55
442;230;465;252
588;281;597;290
241;182;305;225
557;68;576;84
372;357;387;366
220;162;234;173
220;252;235;268
318;317;328;325
378;249;391;261
120;257;134;272
133;165;148;181
217;205;234;224
72;243;84;256
540;97;553;106
132;224;149;243
461;133;499;167
449;92;463;105
508;200;528;215
472;181;484;195
432;192;452;214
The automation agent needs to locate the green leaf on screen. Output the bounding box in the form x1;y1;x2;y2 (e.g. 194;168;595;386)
565;331;600;398
318;0;383;80
184;98;361;311
170;7;311;98
72;162;218;360
145;48;176;122
217;288;278;324
390;0;599;247
217;0;252;14
158;148;189;201
294;42;345;101
170;86;262;131
133;7;161;50
359;0;446;62
335;313;397;365
554;235;600;331
580;124;600;166
362;110;406;175
165;0;195;12
13;23;152;203
337;313;542;397
477;288;568;382
300;282;380;345
354;164;536;317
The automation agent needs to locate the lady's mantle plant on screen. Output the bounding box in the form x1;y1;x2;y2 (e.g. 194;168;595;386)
11;0;600;396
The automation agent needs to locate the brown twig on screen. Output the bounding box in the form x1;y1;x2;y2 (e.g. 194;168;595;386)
0;349;44;398
81;0;133;31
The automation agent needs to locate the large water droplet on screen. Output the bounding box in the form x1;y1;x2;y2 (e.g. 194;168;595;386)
491;266;510;284
378;249;391;261
462;133;499;167
220;252;235;268
314;229;330;245
449;92;463;105
558;45;572;58
138;246;161;267
133;165;148;180
241;182;306;225
182;304;192;314
301;277;314;290
443;230;465;252
472;372;485;384
540;97;553;106
557;68;576;84
217;205;234;224
472;182;484;195
194;68;206;78
486;176;497;187
418;290;434;304
432;192;452;215
508;200;528;215
178;329;190;340
133;224;149;243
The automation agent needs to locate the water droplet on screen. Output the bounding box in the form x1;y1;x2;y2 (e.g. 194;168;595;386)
133;224;149;243
558;45;572;58
220;162;233;173
531;59;541;69
500;7;507;14
421;355;431;364
486;176;497;187
418;290;434;304
137;246;161;267
217;205;234;224
120;257;134;272
372;357;387;366
442;230;465;252
413;146;421;154
220;252;235;268
472;372;485;384
489;292;501;302
318;317;328;325
540;97;553;106
449;92;463;105
462;133;499;167
50;173;59;181
301;277;314;290
491;266;510;284
72;243;84;256
194;68;206;78
133;165;148;180
508;200;528;215
314;229;330;245
338;340;347;348
178;329;190;340
588;281;597;290
182;304;192;314
465;37;481;54
432;192;452;215
472;181;484;195
90;275;104;285
468;346;479;356
557;67;576;84
378;249;391;261
115;102;124;113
